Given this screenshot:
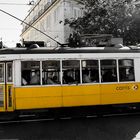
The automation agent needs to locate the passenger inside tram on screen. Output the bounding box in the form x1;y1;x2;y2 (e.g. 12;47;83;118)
21;70;30;85
82;70;91;83
46;72;57;85
128;67;135;81
20;59;135;86
102;69;117;82
22;78;27;85
52;76;60;84
90;69;99;82
63;70;75;84
30;71;40;85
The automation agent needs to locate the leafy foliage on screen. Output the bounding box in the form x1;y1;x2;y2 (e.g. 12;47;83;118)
66;0;140;45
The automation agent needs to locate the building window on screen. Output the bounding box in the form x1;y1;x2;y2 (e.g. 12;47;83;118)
119;59;135;82
54;7;60;23
46;15;51;29
73;8;81;19
40;19;45;32
54;10;57;23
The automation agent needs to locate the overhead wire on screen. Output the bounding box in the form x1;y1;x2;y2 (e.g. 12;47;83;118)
0;1;35;6
0;3;31;5
0;8;62;46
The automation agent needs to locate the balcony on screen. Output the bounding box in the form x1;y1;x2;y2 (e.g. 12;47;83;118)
22;0;58;34
44;2;51;10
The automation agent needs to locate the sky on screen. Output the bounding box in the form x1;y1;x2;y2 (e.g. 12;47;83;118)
0;0;33;47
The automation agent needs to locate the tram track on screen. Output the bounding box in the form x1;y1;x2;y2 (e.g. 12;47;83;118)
1;110;140;124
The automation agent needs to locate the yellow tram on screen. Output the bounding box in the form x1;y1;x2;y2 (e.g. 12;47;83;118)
0;45;140;116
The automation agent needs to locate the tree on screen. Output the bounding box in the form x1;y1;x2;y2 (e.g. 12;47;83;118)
65;0;140;45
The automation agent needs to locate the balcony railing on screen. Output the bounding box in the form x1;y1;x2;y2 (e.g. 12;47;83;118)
22;0;58;34
44;2;51;10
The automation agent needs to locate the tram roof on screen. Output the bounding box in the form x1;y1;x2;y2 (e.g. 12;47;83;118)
0;46;140;54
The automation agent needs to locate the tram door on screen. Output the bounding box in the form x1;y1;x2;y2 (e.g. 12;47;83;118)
0;62;14;112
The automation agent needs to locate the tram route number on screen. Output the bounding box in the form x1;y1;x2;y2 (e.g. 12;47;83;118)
116;85;139;91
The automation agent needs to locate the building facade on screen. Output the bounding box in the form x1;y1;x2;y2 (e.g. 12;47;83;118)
21;0;84;47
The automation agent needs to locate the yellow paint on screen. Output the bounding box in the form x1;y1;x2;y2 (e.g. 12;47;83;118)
15;84;101;109
0;85;5;112
6;84;15;111
0;84;14;112
62;85;100;106
15;86;62;109
100;83;140;104
2;82;140;112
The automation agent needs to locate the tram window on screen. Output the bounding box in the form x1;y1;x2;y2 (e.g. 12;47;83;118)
7;63;13;82
101;60;117;82
0;64;4;83
62;60;80;84
0;86;4;107
42;61;60;85
82;60;99;83
119;59;135;82
21;61;40;85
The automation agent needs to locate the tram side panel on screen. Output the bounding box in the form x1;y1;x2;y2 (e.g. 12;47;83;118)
62;84;100;107
14;84;101;110
101;58;140;105
14;86;62;110
13;56;140;110
13;59;63;110
100;83;140;105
